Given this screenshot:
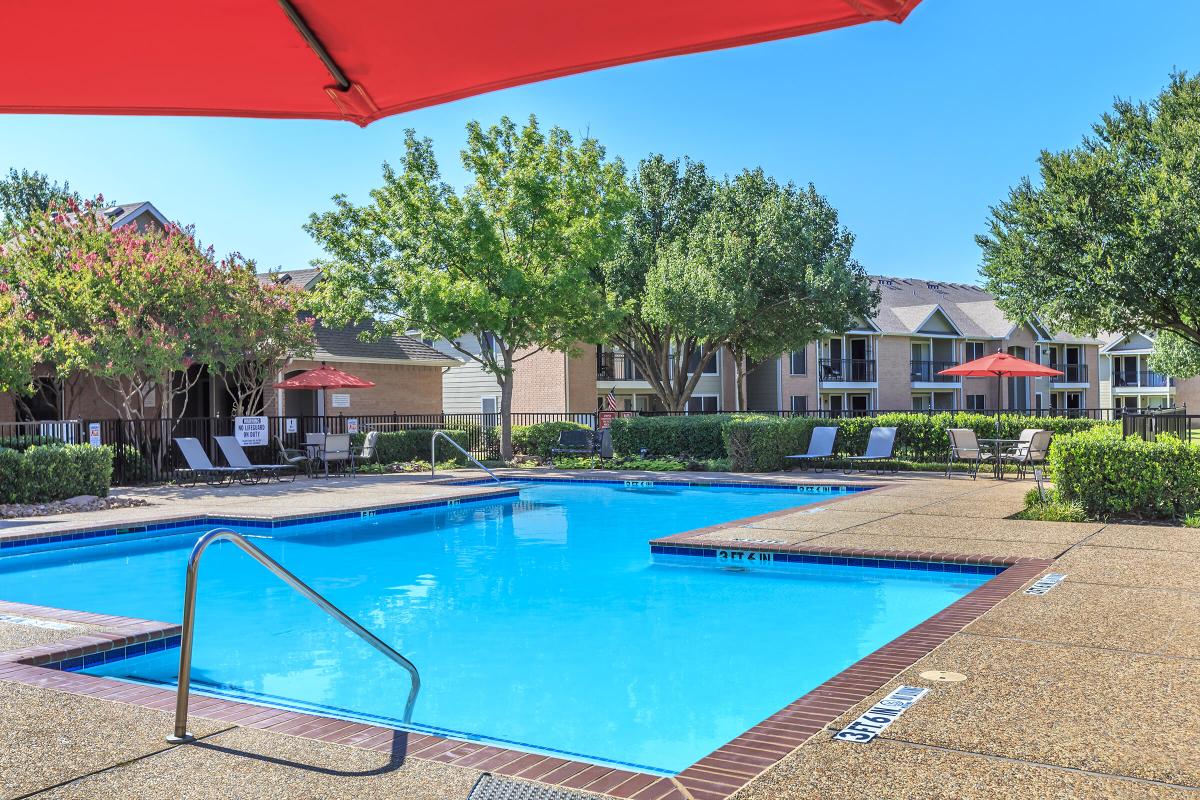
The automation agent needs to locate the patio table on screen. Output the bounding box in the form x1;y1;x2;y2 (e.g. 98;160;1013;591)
980;438;1021;480
301;442;327;479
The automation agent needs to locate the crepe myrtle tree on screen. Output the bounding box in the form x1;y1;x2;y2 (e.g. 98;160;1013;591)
979;72;1200;377
0;277;38;394
305;115;630;459
684;169;877;410
0;168;79;239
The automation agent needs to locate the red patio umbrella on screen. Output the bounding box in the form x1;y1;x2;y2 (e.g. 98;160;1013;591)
274;364;375;416
939;352;1063;434
1;0;922;127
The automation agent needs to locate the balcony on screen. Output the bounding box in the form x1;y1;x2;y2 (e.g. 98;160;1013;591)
910;360;959;383
596;351;643;381
1114;370;1173;389
1049;363;1089;383
818;358;876;382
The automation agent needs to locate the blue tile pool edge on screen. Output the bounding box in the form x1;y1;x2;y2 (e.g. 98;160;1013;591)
649;544;1007;575
0;487;519;553
450;475;878;492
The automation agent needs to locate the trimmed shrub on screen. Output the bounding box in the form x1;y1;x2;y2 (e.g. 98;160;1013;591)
1048;427;1200;519
0;434;66;452
609;415;731;460
0;444;113;503
512;421;592;459
722;412;1116;473
351;429;471;464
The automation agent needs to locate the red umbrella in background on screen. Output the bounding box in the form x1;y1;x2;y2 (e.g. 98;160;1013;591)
939;352;1063;434
274;363;375;416
1;0;922;127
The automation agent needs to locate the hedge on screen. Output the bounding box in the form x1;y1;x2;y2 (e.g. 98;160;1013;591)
511;421;592;459
722;412;1115;472
1048;427;1200;519
609;415;731;460
350;429;470;464
0;444;113;503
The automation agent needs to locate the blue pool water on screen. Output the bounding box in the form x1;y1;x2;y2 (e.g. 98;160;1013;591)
0;481;989;772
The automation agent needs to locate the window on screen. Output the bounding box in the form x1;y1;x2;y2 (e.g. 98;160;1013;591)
790;395;808;413
687;346;720;375
686;395;718;414
966;394;985;411
965;341;985;361
912;395;930;411
789;349;807;375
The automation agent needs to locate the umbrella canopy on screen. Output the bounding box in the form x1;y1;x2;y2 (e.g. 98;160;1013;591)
273;364;376;390
2;0;922;127
938;352;1064;380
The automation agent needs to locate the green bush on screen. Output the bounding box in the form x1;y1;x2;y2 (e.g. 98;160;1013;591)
351;429;471;465
511;421;592;459
722;412;1116;473
0;444;113;504
1015;488;1087;522
1048;427;1200;519
0;435;66;452
609;415;731;460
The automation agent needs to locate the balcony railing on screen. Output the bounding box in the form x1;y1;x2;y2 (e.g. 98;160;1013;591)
1115;370;1173;389
909;360;959;382
1049;363;1089;383
818;358;876;382
596;351;643;381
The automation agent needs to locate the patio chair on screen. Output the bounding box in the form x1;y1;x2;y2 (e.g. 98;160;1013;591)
784;426;837;472
1006;428;1040;460
174;437;256;487
319;433;355;476
357;430;379;469
944;428;995;480
1002;429;1052;479
215;436;297;483
843;427;898;474
550;429;598;468
275;435;313;478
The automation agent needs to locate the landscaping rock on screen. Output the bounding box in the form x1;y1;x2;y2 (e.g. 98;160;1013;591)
0;495;150;520
63;495;100;507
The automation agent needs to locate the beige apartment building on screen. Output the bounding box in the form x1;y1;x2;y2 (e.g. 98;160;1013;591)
746;277;1105;415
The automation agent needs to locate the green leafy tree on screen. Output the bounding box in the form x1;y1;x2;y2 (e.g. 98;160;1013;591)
1148;331;1200;380
0;277;38;393
305;115;630;458
686;169;877;409
979;72;1200;374
0;168;79;237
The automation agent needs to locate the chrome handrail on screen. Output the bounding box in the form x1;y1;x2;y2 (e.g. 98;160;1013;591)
167;528;420;743
430;430;500;483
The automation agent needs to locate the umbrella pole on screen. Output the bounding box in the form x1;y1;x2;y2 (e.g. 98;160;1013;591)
995;373;1001;436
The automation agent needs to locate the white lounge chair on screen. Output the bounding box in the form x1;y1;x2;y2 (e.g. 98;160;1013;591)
174;437;256;487
1002;429;1052;479
843;427;898;474
215;436;297;483
785;426;837;472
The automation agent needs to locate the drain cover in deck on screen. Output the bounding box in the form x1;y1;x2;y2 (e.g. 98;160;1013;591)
468;773;598;800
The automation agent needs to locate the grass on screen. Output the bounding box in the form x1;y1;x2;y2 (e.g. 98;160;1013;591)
1015;488;1087;522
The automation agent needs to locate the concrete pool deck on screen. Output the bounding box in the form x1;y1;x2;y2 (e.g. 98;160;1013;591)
1;470;1197;799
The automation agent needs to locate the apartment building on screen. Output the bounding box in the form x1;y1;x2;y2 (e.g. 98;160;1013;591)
747;277;1104;414
1097;332;1200;412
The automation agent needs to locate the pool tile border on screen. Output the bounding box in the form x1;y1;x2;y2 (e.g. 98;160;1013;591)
0;484;519;551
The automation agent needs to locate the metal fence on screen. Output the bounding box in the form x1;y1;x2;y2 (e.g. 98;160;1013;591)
0;405;1171;486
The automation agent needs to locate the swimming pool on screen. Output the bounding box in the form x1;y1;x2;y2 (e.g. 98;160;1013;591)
0;480;990;773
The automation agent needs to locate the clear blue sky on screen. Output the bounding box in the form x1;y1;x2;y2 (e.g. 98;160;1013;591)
0;0;1195;283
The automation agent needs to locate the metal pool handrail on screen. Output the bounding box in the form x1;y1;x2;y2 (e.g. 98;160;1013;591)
430;430;500;483
166;528;420;743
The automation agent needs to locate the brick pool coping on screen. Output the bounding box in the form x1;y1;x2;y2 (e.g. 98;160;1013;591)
0;478;1054;800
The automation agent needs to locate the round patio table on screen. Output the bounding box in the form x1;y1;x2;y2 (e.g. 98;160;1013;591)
981;438;1021;480
301;442;327;478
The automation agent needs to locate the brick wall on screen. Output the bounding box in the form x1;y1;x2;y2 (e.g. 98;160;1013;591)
564;345;599;412
510;347;568;413
264;359;443;415
875;337;912;409
778;343;818;411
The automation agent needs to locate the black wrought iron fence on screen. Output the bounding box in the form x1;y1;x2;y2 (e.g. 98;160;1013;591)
1121;407;1198;443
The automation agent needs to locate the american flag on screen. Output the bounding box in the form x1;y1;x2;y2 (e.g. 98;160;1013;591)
605;389;619;411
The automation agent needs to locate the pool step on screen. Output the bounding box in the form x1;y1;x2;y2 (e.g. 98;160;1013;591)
468;773;597;800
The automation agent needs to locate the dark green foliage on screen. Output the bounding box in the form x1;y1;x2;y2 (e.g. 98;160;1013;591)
0;444;113;503
609;415;731;460
0;435;65;451
350;429;470;464
511;421;592;459
1048;428;1200;519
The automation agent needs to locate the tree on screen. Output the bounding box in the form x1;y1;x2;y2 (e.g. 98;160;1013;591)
602;156;875;412
0;168;79;237
979;72;1200;372
1148;331;1200;380
305;115;630;458
0;276;38;394
686;169;877;409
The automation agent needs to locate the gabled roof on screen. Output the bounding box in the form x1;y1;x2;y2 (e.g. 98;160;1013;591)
1100;331;1156;354
103;201;168;230
259;267;322;290
310;320;459;367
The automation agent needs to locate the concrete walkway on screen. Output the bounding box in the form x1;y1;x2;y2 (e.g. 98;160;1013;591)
2;470;1197;799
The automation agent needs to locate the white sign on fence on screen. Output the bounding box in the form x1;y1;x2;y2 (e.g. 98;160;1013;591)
346;418;359;434
87;422;101;447
234;416;269;447
285;417;297;434
330;393;351;408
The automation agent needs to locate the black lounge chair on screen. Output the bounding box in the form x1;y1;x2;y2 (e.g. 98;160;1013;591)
843;427;899;474
275;435;313;478
215;436;297;483
784;426;837;472
550;429;598;468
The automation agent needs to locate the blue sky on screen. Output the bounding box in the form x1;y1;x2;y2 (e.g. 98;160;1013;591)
0;0;1195;283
